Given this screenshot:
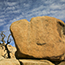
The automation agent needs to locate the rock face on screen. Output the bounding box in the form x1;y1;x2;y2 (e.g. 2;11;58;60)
10;16;65;61
0;58;20;65
7;45;17;58
0;57;55;65
19;59;55;65
58;61;65;65
0;44;16;58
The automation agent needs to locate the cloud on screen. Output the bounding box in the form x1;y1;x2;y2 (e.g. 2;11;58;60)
0;15;5;18
23;3;30;7
0;22;6;26
6;2;17;6
6;6;16;10
0;19;5;22
0;19;6;26
9;15;23;23
7;9;21;14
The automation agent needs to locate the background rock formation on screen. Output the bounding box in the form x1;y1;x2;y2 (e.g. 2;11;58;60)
0;44;16;58
10;16;65;61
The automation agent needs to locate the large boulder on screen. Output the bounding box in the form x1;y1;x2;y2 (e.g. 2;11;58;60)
10;16;65;61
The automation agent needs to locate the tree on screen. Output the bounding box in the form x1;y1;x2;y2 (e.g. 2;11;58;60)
0;31;11;44
0;31;6;44
0;31;12;58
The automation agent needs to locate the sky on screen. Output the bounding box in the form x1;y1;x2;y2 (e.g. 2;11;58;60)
0;0;65;46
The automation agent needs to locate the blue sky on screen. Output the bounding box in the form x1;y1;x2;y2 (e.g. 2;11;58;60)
0;0;65;46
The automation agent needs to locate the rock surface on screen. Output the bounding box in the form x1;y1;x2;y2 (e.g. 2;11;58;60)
0;58;20;65
10;16;65;61
19;59;55;65
0;57;55;65
58;61;65;65
7;45;17;58
0;58;65;65
0;44;16;58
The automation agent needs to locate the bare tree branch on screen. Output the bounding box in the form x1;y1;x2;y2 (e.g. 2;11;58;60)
0;31;12;45
7;34;11;44
0;31;13;58
0;31;6;44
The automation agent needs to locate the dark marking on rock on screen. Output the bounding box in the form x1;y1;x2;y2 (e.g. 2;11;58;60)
63;26;65;35
57;21;64;37
58;22;64;27
36;43;46;45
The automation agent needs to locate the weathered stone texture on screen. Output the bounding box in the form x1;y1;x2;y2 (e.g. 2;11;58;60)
19;59;55;65
0;58;20;65
10;16;65;61
58;61;65;65
0;44;16;58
